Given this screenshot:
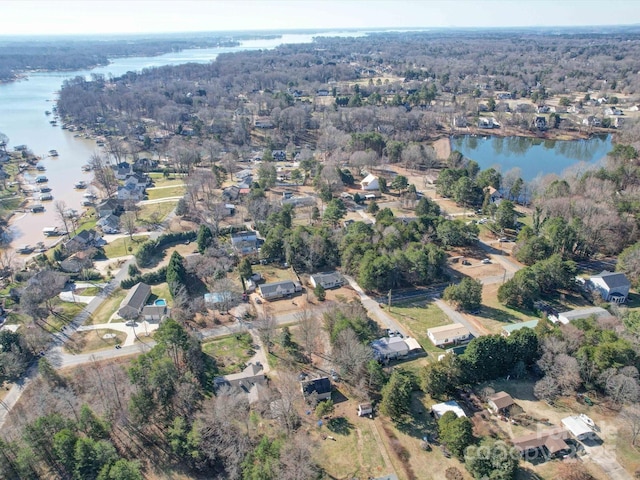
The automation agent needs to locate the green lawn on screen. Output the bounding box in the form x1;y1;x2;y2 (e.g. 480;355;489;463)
149;172;188;188
43;300;85;332
202;333;254;375
150;283;172;306
102;235;149;258
387;301;450;355
252;264;296;284
86;288;127;325
137;201;177;226
146;185;185;201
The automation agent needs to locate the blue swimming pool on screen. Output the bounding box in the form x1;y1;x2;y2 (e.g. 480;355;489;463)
155;299;167;306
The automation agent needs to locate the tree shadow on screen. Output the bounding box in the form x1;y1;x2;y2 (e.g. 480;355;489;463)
326;416;354;435
474;305;525;324
395;391;438;440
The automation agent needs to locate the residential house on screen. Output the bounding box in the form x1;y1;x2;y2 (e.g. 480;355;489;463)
612;117;625;128
133;157;157;172
358;403;373;417
629;105;640;112
124;172;150;188
309;272;343;290
96;199;123;218
64;229;102;253
496;92;512;100
316;89;330;96
301;377;332;401
117;183;145;201
282;196;316;207
427;324;471;347
589;270;630;303
501;319;539;337
431;400;466;419
582;116;602;127
485;186;503;203
487;391;515;415
533;116;547;130
222;185;240;202
561;415;596;441
550;306;611;325
258;280;301;300
371;336;410;361
235;169;253;182
142;304;170;322
254;118;274;129
452;116;468;128
360;174;380;191
537;105;551;113
478;117;500;129
272;150;286;161
60;251;94;273
114;162;133;180
604;107;623;116
214;363;267;404
97;214;120;234
230;231;259;255
511;427;571;459
117;282;151;320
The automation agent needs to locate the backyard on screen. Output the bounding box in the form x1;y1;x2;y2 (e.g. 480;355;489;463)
87;288;127;325
202;332;255;375
102;234;149;258
64;328;127;354
146;185;185;201
387;300;451;355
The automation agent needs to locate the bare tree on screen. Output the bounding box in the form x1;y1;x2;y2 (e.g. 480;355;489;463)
89;152;117;196
211;277;242;314
256;308;277;354
332;328;373;384
272;371;302;434
0;248;16;281
120;212;137;240
621;406;640;446
54;200;71;235
295;306;320;357
279;433;319;480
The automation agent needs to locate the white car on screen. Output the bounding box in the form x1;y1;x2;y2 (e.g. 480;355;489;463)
481;258;491;264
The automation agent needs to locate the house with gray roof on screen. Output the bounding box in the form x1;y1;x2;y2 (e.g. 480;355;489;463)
551;306;611;325
142;304;170;322
258;280;301;300
118;282;151;319
301;377;331;401
231;231;259;255
309;272;343;290
214;363;267;403
589;270;631;303
371;336;410;361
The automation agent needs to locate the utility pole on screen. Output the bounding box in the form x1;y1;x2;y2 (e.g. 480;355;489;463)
388;289;392;311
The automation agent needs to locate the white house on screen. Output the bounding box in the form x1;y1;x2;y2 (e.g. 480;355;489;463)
360;174;379;191
561;415;596;441
258;280;301;300
309;272;343;290
371;336;410;361
427;324;471;347
589;270;631;303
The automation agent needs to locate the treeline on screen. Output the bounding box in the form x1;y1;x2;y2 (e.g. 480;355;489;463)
0;34;241;82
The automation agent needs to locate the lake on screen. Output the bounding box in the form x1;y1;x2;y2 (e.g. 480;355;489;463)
0;30;363;247
451;135;613;182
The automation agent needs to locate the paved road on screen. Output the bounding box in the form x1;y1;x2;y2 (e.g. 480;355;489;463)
582;443;631;480
344;275;408;337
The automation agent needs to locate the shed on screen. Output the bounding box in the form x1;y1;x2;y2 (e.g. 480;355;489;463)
358;403;373;417
487;391;515;414
431;400;466;419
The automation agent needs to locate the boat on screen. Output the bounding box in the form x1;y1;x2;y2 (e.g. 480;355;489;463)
43;226;60;237
35;175;48;183
49;149;59;157
17;245;34;254
38;186;52;193
96;141;105;147
81;200;95;207
30;204;45;213
81;164;92;172
49;120;57;126
39;193;53;201
36;165;46;171
74;180;87;189
45;110;51;116
83;192;97;200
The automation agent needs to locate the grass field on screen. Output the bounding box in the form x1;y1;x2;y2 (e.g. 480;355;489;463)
150;283;171;305
146;185;185;200
253;264;297;284
138;201;177;226
149;172;188;188
44;300;84;332
102;235;149;258
87;288;126;325
65;329;127;354
202;333;254;375
387;300;450;355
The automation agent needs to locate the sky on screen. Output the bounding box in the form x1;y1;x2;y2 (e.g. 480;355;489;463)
2;0;640;36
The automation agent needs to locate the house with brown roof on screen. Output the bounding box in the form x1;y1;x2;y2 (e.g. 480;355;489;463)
118;282;151;320
487;391;515;415
511;427;571;459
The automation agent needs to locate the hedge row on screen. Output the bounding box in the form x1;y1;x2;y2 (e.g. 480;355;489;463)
121;266;168;289
134;230;197;267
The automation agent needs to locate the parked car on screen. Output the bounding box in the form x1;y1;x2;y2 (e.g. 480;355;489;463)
462;259;471;265
481;258;491;264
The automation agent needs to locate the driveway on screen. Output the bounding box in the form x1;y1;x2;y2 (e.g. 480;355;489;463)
434;298;486;336
582;443;632;480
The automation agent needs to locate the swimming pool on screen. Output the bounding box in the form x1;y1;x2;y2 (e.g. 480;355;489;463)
154;299;167;306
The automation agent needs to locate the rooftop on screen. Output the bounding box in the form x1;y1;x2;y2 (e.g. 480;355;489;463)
488;391;515;410
590;270;630;288
502;319;539;335
427;323;470;341
432;400;466;418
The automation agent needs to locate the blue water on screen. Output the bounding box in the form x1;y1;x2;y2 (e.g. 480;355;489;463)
154;299;167;306
451;135;613;182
